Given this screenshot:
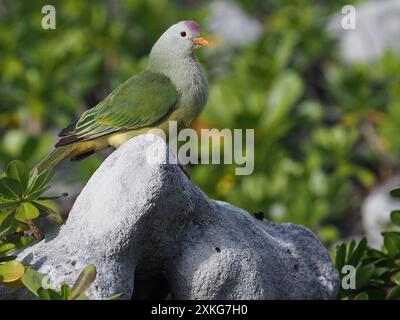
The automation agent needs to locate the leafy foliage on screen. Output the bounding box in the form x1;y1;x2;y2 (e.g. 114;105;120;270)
21;264;98;300
20;264;122;300
0;160;63;231
0;160;63;288
0;161;118;299
335;187;400;300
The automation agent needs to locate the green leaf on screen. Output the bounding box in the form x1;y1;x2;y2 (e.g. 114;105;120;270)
0;260;25;283
0;210;12;225
354;292;368;300
106;292;124;300
377;257;398;269
37;287;51;300
17;236;35;248
348;238;367;266
32;201;63;224
386;285;400;300
383;232;400;257
366;248;388;259
27;167;54;195
0;211;17;237
25;186;51;201
0;178;23;199
0;200;19;210
390;187;400;199
261;70;304;129
46;288;62;300
31;200;55;216
15;202;40;222
374;267;389;278
0;255;17;263
21;267;44;297
27;168;38;191
390;211;400;227
356;264;375;289
391;271;400;285
347;240;356;261
335;243;346;272
69;264;97;300
0;243;15;255
6;160;29;192
60;283;71;300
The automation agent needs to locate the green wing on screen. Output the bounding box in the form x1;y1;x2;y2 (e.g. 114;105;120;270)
56;70;178;147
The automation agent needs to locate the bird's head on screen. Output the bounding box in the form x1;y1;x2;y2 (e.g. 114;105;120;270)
150;20;208;63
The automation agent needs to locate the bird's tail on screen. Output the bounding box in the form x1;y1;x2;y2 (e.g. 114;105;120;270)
32;145;75;175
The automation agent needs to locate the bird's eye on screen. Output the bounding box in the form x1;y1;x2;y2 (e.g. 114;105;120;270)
180;31;187;37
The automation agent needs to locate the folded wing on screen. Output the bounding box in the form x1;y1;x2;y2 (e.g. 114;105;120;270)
56;70;178;147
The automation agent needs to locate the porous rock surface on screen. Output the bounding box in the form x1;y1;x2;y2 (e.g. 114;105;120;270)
0;135;339;300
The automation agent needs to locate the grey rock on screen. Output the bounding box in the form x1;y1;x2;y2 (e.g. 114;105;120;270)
0;135;339;300
328;0;400;64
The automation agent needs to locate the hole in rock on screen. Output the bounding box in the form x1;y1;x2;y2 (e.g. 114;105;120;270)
131;272;170;300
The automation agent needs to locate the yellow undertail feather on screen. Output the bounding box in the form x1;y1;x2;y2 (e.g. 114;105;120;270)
32;145;75;174
32;127;163;175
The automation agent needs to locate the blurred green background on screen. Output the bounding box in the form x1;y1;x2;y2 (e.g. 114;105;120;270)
1;0;399;246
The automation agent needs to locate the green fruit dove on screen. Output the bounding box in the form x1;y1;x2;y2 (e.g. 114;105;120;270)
34;20;209;173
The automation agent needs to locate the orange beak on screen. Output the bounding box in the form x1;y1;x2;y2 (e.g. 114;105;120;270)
193;37;209;47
